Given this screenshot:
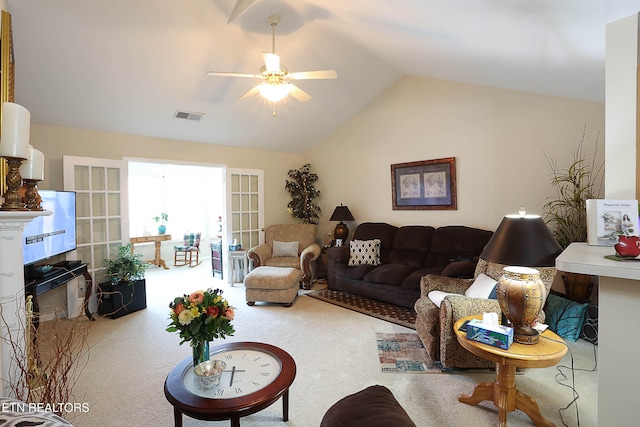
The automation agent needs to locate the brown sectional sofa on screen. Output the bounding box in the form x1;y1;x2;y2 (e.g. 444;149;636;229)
325;222;493;309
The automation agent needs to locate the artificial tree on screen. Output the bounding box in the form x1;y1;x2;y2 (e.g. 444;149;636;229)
285;163;321;224
543;127;604;249
542;126;604;302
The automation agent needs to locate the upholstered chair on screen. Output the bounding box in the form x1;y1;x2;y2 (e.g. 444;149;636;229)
414;258;557;369
247;224;321;289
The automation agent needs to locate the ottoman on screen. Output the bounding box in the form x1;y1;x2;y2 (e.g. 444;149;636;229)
244;266;302;307
320;385;416;427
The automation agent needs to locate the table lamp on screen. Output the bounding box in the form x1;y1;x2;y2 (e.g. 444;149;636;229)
329;204;354;243
480;210;562;344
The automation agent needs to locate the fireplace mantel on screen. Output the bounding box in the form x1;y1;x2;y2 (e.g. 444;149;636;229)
0;210;51;396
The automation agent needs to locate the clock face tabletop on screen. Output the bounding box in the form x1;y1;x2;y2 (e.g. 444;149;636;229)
164;341;297;422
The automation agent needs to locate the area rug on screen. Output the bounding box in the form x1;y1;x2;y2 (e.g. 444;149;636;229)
376;332;443;373
306;289;416;329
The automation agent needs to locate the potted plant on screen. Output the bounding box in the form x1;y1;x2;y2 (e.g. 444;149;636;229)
153;212;168;234
99;243;148;318
543;127;604;302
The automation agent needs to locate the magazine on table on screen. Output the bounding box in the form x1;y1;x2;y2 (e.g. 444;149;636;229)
586;199;639;246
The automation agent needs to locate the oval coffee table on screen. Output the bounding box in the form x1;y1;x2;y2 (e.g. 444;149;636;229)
164;341;296;427
454;315;567;427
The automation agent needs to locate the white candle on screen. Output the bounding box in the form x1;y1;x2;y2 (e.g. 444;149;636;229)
20;146;44;180
0;102;31;159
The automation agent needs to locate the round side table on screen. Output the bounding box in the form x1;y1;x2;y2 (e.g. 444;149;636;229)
454;315;567;427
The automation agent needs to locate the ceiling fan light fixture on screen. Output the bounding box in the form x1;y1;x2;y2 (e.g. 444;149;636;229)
259;82;291;102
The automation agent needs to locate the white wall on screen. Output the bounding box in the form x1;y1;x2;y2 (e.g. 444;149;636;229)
308;76;605;245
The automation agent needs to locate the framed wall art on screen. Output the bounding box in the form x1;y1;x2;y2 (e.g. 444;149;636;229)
391;157;457;210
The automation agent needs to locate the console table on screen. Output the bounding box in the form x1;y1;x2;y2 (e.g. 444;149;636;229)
130;234;172;269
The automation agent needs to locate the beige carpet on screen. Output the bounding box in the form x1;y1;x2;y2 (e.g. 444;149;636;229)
60;261;597;426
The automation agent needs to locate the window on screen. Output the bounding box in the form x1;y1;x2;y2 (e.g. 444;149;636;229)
128;162;224;242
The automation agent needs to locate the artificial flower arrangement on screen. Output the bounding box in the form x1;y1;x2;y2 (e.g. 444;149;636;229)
166;288;235;346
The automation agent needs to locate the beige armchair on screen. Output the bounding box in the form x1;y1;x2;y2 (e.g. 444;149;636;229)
414;258;557;369
247;224;321;289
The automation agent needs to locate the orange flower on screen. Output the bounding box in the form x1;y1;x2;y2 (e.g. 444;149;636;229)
206;305;219;318
225;307;235;321
174;303;184;315
189;291;205;304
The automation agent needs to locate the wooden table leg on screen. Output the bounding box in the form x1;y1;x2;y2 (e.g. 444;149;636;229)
459;362;555;427
458;381;495;406
154;241;169;269
282;389;290;421
230;417;240;427
515;390;555;427
173;407;183;427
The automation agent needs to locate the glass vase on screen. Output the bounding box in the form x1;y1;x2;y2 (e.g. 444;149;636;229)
192;341;210;367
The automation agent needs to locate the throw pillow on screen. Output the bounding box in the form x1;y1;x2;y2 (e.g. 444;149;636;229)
544;293;589;342
427;290;460;308
272;241;299;257
348;239;382;266
464;273;498;299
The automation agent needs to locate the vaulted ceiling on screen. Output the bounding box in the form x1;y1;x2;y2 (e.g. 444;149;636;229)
6;0;638;153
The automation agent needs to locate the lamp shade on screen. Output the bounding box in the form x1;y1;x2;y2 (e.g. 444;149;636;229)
329;205;354;222
480;214;562;267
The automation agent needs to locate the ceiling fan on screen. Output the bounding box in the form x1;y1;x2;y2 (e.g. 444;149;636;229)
207;15;337;105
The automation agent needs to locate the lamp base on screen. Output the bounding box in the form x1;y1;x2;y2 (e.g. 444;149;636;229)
333;222;349;241
514;325;540;345
497;266;545;346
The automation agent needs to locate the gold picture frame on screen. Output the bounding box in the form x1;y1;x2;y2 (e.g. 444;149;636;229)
0;10;16;195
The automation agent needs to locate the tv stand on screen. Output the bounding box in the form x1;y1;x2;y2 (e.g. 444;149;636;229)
24;263;93;324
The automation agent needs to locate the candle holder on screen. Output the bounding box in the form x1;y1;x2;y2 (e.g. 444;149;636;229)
22;178;42;210
1;156;27;211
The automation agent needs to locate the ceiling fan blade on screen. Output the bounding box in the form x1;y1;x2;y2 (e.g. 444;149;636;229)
289;84;311;102
262;53;281;73
289;70;337;80
227;0;258;24
239;85;261;99
206;71;262;78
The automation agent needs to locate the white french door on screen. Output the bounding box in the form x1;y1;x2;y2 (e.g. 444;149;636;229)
226;168;264;276
63;155;128;312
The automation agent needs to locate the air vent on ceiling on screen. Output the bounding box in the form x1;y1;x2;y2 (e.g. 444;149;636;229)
174;110;204;121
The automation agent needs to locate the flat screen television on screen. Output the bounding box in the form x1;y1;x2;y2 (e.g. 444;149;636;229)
23;190;77;266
